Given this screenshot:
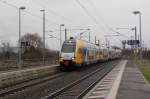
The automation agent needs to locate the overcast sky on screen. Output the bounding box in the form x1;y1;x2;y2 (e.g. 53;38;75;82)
0;0;149;50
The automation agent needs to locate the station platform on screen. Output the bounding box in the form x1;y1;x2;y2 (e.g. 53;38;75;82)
83;60;150;99
116;60;150;99
0;64;59;88
0;64;58;74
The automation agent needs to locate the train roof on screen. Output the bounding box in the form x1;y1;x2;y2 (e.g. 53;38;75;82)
63;37;102;49
64;38;96;45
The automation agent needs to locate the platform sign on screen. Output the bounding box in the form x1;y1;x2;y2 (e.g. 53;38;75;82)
127;40;139;45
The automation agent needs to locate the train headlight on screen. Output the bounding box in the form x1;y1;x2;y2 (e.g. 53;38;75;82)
60;57;63;61
72;57;75;61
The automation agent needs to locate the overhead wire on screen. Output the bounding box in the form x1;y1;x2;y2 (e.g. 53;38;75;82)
75;0;124;46
75;0;107;33
0;0;128;47
0;0;60;26
35;0;86;27
85;0;111;33
0;0;62;49
31;0;90;39
85;0;130;44
109;28;130;39
33;0;73;23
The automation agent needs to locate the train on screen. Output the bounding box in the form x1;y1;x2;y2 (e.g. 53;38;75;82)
59;37;121;69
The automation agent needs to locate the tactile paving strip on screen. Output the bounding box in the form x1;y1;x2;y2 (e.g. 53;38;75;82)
83;60;127;99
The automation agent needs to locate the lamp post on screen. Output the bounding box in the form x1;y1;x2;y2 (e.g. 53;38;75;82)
133;11;142;60
40;9;46;65
18;6;26;69
64;28;67;41
95;36;96;45
87;28;90;42
131;27;137;42
60;24;65;49
131;27;138;52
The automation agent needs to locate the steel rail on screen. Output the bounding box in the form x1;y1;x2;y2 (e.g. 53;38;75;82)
76;63;116;99
0;72;66;97
43;64;108;99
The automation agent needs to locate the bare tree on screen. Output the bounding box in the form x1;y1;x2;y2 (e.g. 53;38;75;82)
20;33;44;59
1;41;11;59
21;33;43;49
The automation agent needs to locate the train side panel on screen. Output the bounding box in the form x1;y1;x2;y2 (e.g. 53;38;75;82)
60;38;121;69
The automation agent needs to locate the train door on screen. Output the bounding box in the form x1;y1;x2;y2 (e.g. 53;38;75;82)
86;49;90;64
82;48;87;64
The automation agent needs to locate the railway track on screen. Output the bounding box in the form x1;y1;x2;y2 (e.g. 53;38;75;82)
1;60;120;99
0;72;66;98
43;61;116;99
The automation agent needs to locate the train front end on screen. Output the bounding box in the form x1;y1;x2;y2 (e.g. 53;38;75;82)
59;39;76;68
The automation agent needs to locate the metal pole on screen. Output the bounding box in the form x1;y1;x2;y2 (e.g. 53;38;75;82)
43;11;45;65
105;37;107;48
143;41;144;51
139;13;142;60
65;28;67;40
59;25;62;60
95;36;96;44
60;25;62;48
138;34;140;48
131;36;134;50
18;9;21;69
40;10;45;65
134;27;137;58
134;27;137;41
108;40;110;49
89;30;90;42
98;40;100;46
18;6;26;69
59;24;64;55
108;40;110;58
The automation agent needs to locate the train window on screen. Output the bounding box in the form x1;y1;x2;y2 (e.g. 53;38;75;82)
61;43;76;53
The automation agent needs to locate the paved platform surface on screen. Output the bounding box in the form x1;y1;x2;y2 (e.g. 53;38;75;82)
83;60;127;99
116;60;150;99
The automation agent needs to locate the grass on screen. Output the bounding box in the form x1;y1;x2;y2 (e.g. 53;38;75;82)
135;59;150;84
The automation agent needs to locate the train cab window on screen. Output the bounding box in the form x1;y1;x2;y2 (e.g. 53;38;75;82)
61;43;76;53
